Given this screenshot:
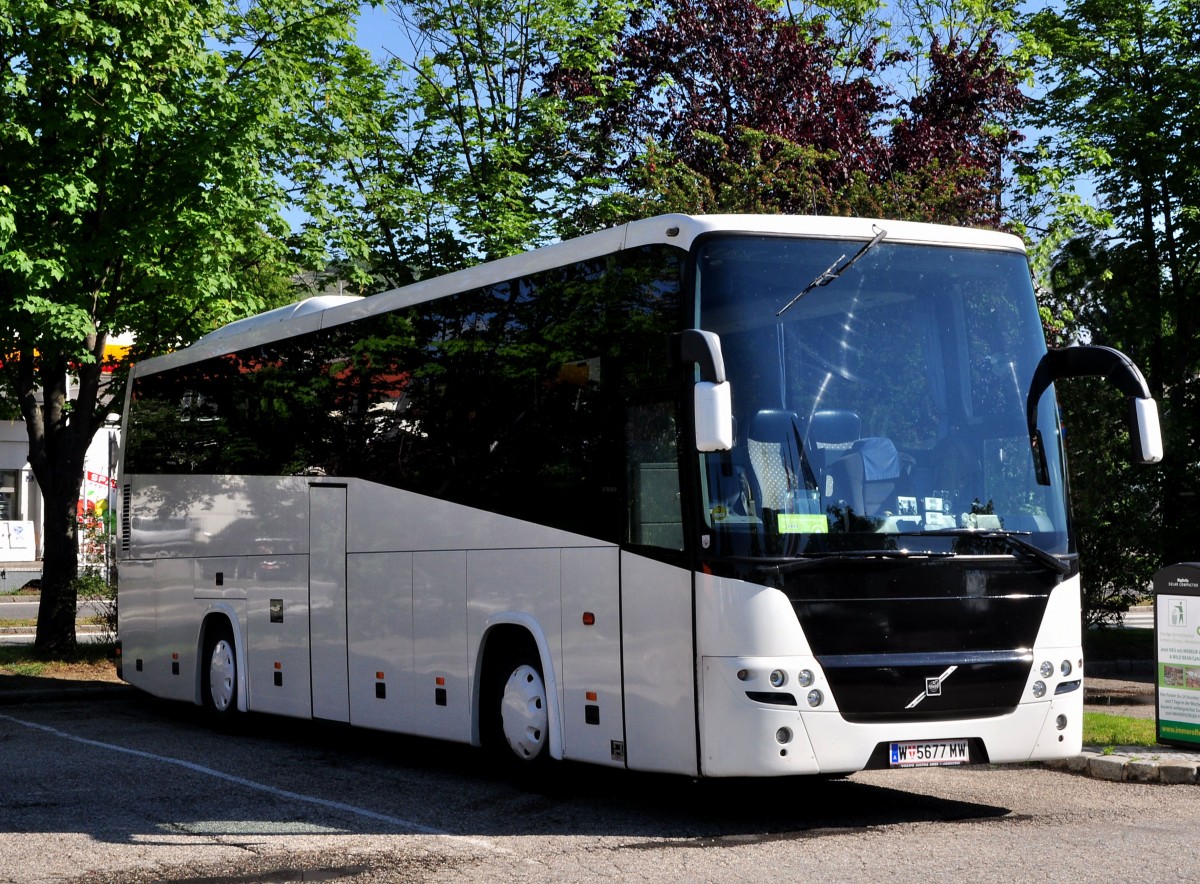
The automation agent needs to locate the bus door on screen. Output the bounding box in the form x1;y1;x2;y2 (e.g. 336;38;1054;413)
309;483;350;722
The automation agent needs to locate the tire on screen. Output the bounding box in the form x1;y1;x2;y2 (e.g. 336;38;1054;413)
484;642;549;767
201;620;239;725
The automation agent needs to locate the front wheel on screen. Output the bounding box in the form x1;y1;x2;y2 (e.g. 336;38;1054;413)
485;645;549;767
201;621;239;724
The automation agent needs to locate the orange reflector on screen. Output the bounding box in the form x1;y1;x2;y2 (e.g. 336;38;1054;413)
171;652;179;660
585;691;597;702
274;661;282;670
376;671;385;680
435;676;445;686
582;611;596;626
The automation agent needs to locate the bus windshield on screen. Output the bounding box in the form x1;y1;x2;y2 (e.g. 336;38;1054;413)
695;234;1070;560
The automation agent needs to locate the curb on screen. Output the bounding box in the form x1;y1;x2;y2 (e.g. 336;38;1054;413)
0;627;105;635
0;681;132;706
1044;747;1200;785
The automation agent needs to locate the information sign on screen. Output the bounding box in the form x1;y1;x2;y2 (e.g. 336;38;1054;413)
1155;563;1200;748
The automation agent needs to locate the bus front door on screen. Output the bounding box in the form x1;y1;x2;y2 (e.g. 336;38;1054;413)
309;483;350;722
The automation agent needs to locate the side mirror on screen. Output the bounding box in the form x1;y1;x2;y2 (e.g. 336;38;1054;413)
695;380;733;451
1027;345;1164;484
678;329;734;452
1130;396;1164;464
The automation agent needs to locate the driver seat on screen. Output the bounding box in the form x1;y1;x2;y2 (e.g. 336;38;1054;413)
825;436;905;517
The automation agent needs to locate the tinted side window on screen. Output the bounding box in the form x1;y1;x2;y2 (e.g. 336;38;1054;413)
126;245;683;544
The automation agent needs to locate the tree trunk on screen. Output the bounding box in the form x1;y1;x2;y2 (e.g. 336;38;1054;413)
19;347;101;659
34;482;81;657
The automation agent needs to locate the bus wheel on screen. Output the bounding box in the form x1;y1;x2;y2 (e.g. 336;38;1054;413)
487;648;549;765
202;621;239;723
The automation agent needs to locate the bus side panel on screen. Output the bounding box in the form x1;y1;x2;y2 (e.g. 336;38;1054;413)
245;582;312;718
145;557;198;702
413;550;470;742
560;547;624;766
310;485;349;722
467;548;563;751
116;558;156;693
620;553;697;776
346;551;416;732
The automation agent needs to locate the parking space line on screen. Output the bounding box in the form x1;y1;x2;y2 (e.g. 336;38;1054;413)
0;711;500;849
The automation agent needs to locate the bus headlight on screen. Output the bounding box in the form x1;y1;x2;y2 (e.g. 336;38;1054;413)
776;727;793;744
770;669;787;688
1061;659;1073;677
798;669;815;687
807;689;824;707
1039;661;1054;679
1032;680;1047;698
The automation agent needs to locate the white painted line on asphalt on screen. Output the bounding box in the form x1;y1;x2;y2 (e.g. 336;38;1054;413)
0;711;506;853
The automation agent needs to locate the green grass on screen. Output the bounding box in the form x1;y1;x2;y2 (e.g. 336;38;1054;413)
1083;711;1158;747
0;642;116;673
0;618;36;628
1083;627;1154;661
0;617;106;629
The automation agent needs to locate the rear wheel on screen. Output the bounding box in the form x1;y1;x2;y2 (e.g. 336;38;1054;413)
201;621;239;724
484;641;549;766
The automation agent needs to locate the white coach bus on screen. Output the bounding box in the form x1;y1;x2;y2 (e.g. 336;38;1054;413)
116;214;1162;777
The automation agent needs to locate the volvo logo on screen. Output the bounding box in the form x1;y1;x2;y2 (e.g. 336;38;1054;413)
906;665;958;709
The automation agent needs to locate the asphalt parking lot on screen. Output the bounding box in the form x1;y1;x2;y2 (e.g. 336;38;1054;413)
6;685;1200;884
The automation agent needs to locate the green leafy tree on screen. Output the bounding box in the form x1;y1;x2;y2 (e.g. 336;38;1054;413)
291;0;635;287
0;0;363;655
1024;0;1199;614
551;0;1027;230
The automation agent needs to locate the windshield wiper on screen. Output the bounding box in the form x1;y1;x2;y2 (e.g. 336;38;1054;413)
896;530;1072;576
776;225;887;317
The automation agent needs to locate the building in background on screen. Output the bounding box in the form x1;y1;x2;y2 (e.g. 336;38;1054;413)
0;421;119;575
0;334;129;587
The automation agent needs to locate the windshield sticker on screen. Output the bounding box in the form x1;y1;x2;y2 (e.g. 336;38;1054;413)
778;514;828;534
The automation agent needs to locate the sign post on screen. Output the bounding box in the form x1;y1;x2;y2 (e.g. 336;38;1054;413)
1154;563;1200;748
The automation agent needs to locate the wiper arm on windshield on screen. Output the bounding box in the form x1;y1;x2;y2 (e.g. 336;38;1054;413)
896;530;1073;576
776;225;887;317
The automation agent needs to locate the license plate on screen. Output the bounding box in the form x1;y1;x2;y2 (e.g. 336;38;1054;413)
889;739;970;768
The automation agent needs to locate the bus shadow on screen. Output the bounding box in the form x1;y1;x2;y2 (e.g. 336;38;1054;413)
189;703;1015;842
1;693;1012;850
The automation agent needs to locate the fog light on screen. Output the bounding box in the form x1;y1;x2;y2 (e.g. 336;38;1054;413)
736;669;749;681
776;727;793;744
807;689;824;707
1039;661;1054;679
1061;659;1073;677
798;669;815;688
1056;714;1068;731
770;669;787;688
1032;680;1047;698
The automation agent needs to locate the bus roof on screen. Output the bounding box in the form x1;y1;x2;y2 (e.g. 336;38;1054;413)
132;214;1026;377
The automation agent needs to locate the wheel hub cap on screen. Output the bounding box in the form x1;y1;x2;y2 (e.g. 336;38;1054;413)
500;664;547;760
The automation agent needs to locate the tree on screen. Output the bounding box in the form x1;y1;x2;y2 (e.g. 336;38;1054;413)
0;0;364;655
551;0;1027;229
1023;0;1200;610
286;0;635;290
